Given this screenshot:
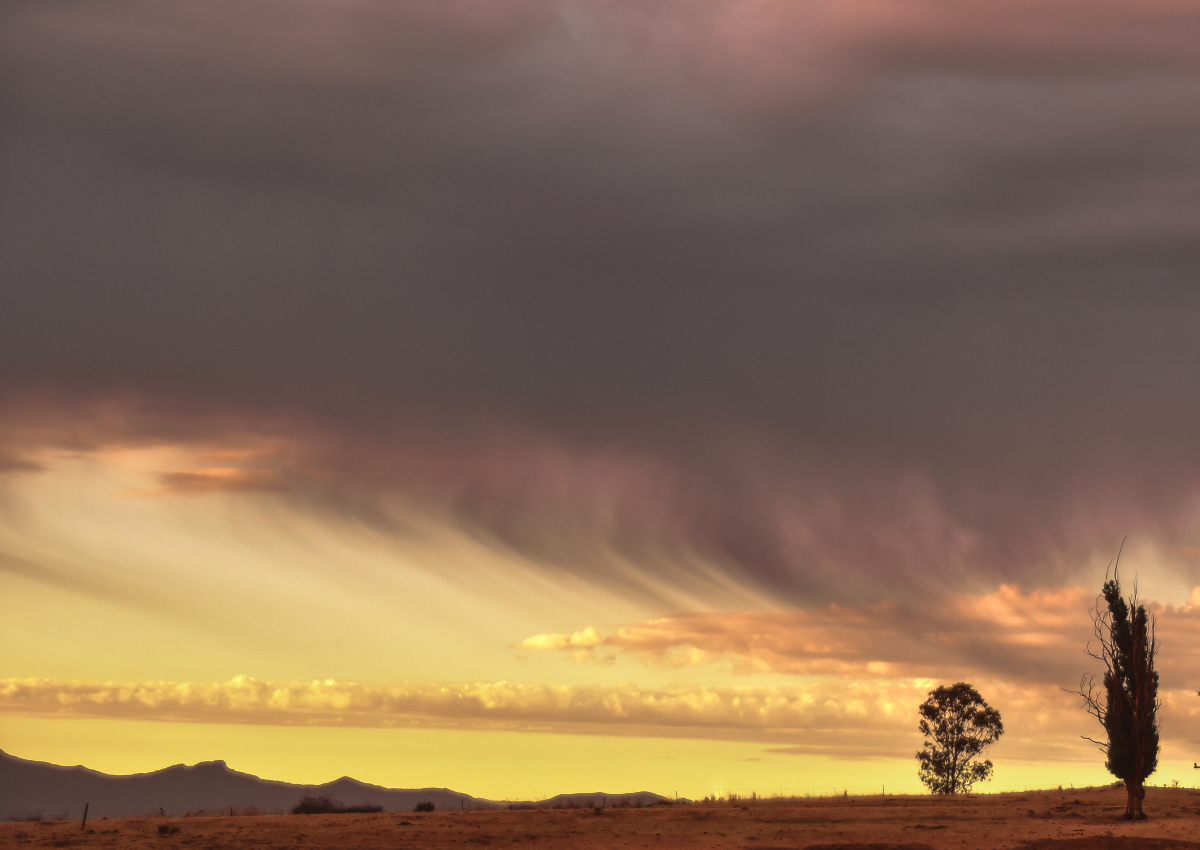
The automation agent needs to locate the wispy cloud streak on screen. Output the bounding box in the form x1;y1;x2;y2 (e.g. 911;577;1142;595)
6;396;1200;612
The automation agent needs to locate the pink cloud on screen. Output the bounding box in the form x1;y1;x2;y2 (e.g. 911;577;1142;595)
522;584;1200;688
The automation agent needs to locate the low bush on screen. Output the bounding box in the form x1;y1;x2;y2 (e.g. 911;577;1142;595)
413;801;435;812
291;795;383;815
293;795;343;815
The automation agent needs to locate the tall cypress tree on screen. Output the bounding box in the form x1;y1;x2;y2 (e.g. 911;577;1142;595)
1076;572;1159;820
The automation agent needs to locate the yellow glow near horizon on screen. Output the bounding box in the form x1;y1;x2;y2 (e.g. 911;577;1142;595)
10;716;1181;802
4;445;1199;805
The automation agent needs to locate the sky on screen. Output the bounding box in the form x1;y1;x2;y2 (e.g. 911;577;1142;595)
3;0;1200;801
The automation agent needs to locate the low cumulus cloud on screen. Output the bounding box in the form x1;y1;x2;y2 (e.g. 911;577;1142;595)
0;674;922;739
516;627;604;650
3;673;1196;762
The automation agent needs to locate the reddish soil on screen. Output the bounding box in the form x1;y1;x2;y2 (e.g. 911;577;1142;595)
4;786;1200;849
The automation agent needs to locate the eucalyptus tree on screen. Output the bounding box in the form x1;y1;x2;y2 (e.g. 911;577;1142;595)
915;682;1004;795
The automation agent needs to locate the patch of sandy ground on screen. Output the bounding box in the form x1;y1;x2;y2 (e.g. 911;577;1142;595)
5;787;1200;849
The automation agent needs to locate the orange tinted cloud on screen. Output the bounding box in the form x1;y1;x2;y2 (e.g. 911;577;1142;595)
521;585;1200;688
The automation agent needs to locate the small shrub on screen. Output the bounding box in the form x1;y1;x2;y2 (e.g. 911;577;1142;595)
291;794;382;815
157;824;180;835
292;795;343;815
413;801;434;812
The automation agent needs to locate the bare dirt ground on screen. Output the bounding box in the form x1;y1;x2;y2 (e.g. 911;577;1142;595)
5;787;1200;849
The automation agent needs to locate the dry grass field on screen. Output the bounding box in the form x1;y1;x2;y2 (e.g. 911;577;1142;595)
5;787;1200;849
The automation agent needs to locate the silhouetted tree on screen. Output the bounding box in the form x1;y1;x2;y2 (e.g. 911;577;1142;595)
915;682;1004;794
1075;570;1159;820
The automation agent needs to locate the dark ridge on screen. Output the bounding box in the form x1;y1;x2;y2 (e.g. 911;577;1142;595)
0;750;674;819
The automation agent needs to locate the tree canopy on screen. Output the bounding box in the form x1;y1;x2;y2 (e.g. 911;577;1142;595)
1075;572;1159;820
915;682;1004;795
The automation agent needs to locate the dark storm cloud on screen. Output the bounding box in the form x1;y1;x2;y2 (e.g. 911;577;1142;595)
4;0;1200;605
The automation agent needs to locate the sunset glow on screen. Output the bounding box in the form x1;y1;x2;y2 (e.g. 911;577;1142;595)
4;0;1200;803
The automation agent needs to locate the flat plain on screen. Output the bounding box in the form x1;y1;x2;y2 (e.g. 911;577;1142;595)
5;787;1200;849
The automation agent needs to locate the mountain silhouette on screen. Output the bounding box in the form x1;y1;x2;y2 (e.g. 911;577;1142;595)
0;750;673;818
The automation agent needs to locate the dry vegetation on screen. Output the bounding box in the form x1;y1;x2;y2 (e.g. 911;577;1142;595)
5;787;1200;849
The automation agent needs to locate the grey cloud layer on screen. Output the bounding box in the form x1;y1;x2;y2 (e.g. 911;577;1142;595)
6;0;1199;408
4;1;1200;603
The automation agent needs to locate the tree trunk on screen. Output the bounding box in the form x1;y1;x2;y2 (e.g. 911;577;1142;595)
1122;779;1146;820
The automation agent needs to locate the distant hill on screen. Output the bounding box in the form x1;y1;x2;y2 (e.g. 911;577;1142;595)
0;750;675;819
